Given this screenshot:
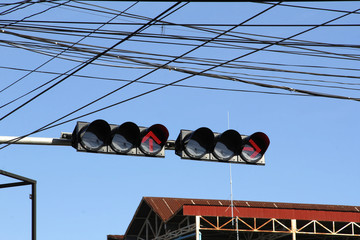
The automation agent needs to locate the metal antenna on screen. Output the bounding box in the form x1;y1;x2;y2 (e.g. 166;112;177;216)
228;112;240;240
230;163;234;225
228;112;234;225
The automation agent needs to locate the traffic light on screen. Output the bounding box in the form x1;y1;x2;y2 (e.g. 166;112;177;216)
71;119;169;157
175;128;270;165
70;119;270;164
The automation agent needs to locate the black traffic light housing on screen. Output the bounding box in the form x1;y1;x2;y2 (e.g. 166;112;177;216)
175;128;269;165
71;119;270;163
72;119;169;157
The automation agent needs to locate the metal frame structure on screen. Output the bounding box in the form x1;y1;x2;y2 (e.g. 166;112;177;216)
125;215;360;240
118;197;360;240
197;215;360;239
0;170;37;240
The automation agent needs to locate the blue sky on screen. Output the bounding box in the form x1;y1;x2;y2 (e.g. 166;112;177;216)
0;1;360;240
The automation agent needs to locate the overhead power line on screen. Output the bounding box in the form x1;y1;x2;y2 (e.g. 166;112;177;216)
0;2;184;122
2;1;360;152
3;29;360;80
0;1;280;150
4;19;360;27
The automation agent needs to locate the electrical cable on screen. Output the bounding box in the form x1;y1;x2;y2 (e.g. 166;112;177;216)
0;1;280;149
7;29;359;84
2;2;360;151
5;9;360;69
0;0;181;121
0;2;193;99
0;1;40;16
0;1;137;97
0;2;186;148
260;1;360;15
59;2;360;103
0;64;308;95
0;1;88;94
4;19;360;27
1;1;67;25
3;30;360;88
3;45;360;91
2;64;360;96
7;21;360;51
2;27;360;111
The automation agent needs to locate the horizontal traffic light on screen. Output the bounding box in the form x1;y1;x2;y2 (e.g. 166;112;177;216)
175;128;270;165
71;120;270;163
71;119;169;157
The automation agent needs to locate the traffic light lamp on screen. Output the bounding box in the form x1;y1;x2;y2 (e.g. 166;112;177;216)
175;128;270;165
71;119;169;157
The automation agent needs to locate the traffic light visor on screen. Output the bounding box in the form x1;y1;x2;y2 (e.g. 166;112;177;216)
241;132;270;163
184;127;214;159
79;119;111;152
213;130;242;161
110;122;140;154
139;124;169;156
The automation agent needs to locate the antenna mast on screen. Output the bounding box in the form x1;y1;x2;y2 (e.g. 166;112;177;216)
228;112;239;240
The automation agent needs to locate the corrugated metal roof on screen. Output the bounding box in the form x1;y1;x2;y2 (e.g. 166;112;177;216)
107;235;124;240
143;196;360;222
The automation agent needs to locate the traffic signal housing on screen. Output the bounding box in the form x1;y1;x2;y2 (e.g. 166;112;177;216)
71;119;169;157
70;120;270;164
175;128;269;165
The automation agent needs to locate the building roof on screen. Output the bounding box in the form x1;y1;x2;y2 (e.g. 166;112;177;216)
142;196;360;222
107;235;123;240
122;196;360;239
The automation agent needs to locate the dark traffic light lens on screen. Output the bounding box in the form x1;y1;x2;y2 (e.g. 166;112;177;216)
80;131;104;151
213;142;233;160
79;119;110;152
185;139;207;159
183;127;214;159
213;130;242;161
110;122;140;154
111;135;133;153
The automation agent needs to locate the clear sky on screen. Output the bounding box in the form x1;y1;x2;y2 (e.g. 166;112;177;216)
1;1;360;240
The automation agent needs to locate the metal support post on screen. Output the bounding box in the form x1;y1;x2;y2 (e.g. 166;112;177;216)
31;182;37;240
196;216;201;240
291;219;297;240
0;170;37;240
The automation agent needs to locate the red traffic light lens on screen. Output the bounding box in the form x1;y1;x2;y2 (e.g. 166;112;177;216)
240;132;270;163
79;119;111;152
139;124;169;156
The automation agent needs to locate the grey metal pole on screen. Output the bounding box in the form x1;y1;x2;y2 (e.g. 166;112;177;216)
0;136;71;146
0;135;178;150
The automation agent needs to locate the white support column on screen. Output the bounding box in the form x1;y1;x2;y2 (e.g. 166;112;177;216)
291;219;297;240
196;216;200;240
